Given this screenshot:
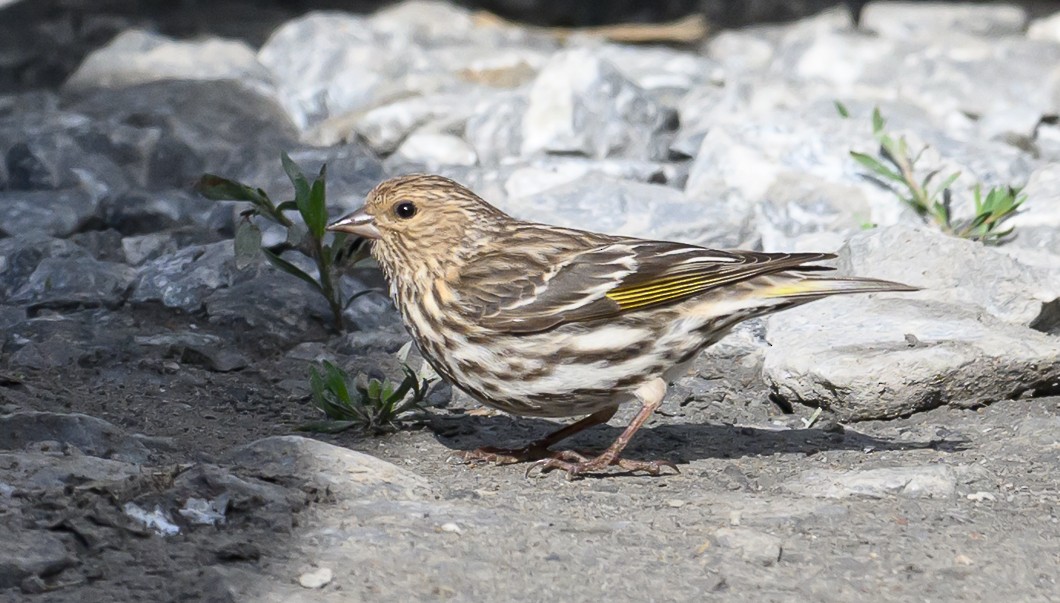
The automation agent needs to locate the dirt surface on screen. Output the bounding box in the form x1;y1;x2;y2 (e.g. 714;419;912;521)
2;305;1057;602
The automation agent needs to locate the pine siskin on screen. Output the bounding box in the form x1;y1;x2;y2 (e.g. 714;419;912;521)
328;175;915;478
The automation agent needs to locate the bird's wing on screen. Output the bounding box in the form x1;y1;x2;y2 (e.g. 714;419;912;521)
459;239;835;334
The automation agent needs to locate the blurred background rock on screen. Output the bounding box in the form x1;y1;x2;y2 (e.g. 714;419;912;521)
2;0;1056;93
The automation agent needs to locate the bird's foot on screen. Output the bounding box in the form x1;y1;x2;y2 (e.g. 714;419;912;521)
457;445;556;465
525;450;678;480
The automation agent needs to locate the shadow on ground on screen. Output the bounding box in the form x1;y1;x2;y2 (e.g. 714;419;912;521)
426;412;967;467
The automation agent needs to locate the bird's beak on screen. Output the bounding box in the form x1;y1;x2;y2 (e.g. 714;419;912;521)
327;207;381;239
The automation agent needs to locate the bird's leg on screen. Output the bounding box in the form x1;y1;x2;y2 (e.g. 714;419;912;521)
460;405;618;465
528;378;678;479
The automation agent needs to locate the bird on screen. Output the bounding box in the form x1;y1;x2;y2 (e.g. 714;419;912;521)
327;175;916;478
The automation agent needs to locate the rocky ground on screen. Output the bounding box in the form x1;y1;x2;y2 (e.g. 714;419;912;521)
1;1;1059;601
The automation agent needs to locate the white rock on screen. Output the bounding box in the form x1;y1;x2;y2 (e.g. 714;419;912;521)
368;0;475;40
258;12;392;129
348;94;470;154
498;173;737;244
783;465;957;499
860;2;1027;39
394;132;478;167
464;92;527;165
1028;10;1060;42
836;225;1060;327
298;567;333;589
594;44;719;92
65;30;272;94
521;48;666;160
763;296;1060;421
1004;164;1060;255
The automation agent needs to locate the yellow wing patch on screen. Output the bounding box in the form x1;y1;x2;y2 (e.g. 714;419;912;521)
605;273;721;310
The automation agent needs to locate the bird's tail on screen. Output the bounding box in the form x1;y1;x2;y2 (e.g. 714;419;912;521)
756;275;919;301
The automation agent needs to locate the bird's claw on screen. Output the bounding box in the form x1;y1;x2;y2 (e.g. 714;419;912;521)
458;446;551;466
525;453;679;480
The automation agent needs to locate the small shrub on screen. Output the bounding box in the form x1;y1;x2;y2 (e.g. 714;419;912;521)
300;360;434;434
195;153;371;330
840;104;1026;245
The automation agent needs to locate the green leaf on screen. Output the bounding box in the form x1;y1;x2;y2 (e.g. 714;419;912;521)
281;153;311;204
195;174;271;207
309;366;326;401
834;100;849;118
276;200;298;213
323;361;351;404
234;220;262;270
933;171;961;198
386;372;416;406
262;249;324;295
302;165;328;239
850;151;903;183
367;378;382;401
871;107;885;136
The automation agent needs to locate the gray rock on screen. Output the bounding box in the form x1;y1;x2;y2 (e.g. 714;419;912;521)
9;256;135;309
0;411;151;462
0;111;118;191
0;242;62;288
521;48;668;160
0;527;75;590
0;451;143;491
836;225;1060;328
0;181;107;238
860;2;1027;39
67;80;298;191
713;527;783;566
0;305;24;332
334;324;411;356
763;297;1060;421
68;228;126;263
132;241;237;312
223;435;432;501
134;332;248;372
64;29;274;96
122;233;178;266
782;465;957;499
99;189;218;237
203;271;335;346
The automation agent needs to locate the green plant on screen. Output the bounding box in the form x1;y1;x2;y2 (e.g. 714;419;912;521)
300;360;434;434
839;104;1026;245
195;153;371;330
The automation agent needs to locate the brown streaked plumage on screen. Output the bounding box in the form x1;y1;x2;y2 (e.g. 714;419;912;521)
328;174;916;478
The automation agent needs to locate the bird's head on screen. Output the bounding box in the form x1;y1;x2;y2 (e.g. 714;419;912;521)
327;174;509;275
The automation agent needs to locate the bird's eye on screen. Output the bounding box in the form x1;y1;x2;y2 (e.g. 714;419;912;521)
394;201;417;219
